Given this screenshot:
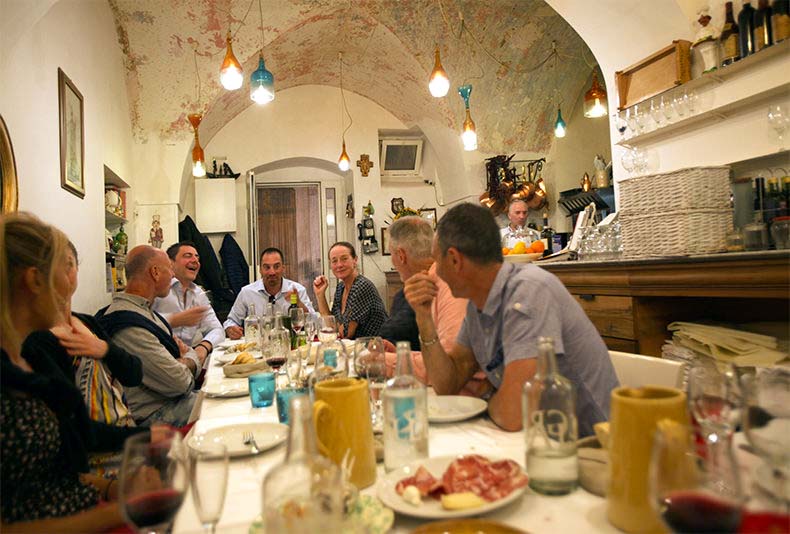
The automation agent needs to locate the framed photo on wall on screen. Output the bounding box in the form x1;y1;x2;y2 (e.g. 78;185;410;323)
381;226;391;256
58;68;85;198
419;207;437;229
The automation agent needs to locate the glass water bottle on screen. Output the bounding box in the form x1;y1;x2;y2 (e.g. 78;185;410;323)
382;341;429;472
522;336;578;495
244;304;261;347
262;395;342;533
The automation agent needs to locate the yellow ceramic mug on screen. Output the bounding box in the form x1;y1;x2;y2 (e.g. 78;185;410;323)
313;378;377;489
607;386;688;534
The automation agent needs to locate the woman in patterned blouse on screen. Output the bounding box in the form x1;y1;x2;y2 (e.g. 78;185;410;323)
313;242;387;339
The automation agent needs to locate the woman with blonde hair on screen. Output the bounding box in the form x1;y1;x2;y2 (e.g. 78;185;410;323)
0;212;147;531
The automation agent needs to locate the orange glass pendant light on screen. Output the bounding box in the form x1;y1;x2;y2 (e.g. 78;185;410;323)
187;113;206;177
220;32;244;90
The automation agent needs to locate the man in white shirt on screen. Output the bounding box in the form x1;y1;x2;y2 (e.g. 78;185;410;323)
223;247;315;339
153;241;224;362
499;199;528;241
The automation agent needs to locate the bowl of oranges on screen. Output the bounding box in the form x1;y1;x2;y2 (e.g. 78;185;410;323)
502;240;544;263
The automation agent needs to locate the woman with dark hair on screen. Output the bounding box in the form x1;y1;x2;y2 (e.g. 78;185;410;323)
313;241;387;339
0;212;151;531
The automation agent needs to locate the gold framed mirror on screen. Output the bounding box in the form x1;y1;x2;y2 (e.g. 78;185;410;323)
1;114;19;213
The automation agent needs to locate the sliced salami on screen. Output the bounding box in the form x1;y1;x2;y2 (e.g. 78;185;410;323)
395;465;443;497
442;455;528;502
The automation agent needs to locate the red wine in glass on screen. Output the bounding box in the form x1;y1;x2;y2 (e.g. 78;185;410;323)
125;488;185;531
266;356;287;370
660;490;741;534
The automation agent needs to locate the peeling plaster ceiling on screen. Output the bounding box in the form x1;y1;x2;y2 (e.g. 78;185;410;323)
109;0;597;153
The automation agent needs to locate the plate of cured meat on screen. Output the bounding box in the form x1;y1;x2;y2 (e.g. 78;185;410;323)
377;454;528;519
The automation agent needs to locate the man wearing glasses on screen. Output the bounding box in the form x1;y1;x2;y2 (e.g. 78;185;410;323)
223;247;315;339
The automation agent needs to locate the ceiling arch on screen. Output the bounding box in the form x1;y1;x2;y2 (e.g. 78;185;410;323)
109;0;599;153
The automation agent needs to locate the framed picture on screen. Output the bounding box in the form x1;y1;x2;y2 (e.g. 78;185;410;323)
1;114;19;213
381;226;391;256
419;207;437;229
58;68;85;198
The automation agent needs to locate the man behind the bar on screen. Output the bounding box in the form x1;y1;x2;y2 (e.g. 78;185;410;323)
404;203;618;435
224;247;315;339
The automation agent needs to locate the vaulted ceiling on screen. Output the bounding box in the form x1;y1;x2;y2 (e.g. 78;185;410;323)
108;0;597;153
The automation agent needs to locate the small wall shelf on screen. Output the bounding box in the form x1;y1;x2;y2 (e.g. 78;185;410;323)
616;81;789;148
105;209;127;226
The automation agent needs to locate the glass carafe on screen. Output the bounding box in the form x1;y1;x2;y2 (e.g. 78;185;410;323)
262;395;343;533
244;304;261;348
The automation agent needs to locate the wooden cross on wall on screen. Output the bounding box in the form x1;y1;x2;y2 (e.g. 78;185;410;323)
356;154;374;177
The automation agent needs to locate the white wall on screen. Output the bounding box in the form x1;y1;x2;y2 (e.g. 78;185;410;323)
1;0;135;313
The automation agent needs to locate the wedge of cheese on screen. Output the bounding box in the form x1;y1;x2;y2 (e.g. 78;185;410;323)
440;492;486;510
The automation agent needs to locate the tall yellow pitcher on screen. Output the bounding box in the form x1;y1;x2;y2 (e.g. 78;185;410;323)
607;386;688;534
313;378;377;489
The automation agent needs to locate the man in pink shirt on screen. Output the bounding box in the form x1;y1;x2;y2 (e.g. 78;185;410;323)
386;216;488;397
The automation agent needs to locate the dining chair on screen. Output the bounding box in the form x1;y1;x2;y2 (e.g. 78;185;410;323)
608;350;685;389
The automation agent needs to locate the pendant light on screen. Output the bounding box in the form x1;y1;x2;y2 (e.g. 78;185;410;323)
583;71;608;118
220;31;244;90
554;107;567;138
188;113;206;177
250;0;274;104
458;84;477;151
428;46;450;97
337;52;353;171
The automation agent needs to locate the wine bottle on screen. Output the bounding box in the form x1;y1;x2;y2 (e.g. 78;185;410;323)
738;1;757;57
766;177;782;222
755;0;775;50
773;0;790;42
288;293;298;310
721;2;741;65
540;211;555;256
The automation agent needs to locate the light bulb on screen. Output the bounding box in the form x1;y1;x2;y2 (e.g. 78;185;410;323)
461;109;477;151
220;32;244;90
554;107;567;138
192;160;206;177
251;85;274;104
338;141;351;171
587;98;607;118
428;47;450;97
583;71;608;118
250;55;275;104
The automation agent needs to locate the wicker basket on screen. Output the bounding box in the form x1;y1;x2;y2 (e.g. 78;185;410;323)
618;166;731;212
620;208;732;258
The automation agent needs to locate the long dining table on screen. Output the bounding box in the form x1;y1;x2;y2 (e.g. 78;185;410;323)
172;349;767;534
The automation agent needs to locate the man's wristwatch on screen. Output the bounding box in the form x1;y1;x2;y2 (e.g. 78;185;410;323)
419;334;439;347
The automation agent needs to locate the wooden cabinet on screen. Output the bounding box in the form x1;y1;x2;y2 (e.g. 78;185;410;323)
541;251;789;356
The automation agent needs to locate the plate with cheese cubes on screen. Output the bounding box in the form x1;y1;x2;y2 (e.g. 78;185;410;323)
377;454;528;519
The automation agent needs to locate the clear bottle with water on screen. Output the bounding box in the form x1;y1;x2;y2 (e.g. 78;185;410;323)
244;304;261;347
522;336;578;495
383;341;428;472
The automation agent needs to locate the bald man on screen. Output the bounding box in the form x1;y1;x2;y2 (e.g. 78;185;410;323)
97;245;203;427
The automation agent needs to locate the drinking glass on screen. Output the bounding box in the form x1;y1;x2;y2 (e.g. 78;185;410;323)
626;105;638;133
661;95;674;124
354;336;387;432
650;99;664;128
767;105;788;142
742;367;790;508
649;421;743;534
621;148;635;174
275;387;308;424
249;372;276;408
672;93;688;118
318;315;338;342
118;432;189;534
688;365;740;440
289;308;305;335
304;315;319;343
189;440;228;533
266;328;290;374
285;348;302;386
614;112;628;139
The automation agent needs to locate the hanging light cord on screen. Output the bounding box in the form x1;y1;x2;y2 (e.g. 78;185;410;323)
339;54;353;139
193;44;202;106
257;0;265;52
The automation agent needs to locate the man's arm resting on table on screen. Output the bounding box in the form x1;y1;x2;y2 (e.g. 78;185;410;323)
487;357;536;432
418;318;478;394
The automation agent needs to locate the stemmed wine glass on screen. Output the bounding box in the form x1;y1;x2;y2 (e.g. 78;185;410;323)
649;420;744;534
318;315;338;342
304;315;319;343
289;308;305;337
688;365;740;441
767;105;788;143
614;112;628;140
742;367;790;510
119;432;190;534
353;336;387;433
189;440;229;533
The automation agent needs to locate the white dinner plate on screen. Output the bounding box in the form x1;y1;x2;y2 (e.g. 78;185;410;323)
213;350;263;365
377;455;528;520
203;378;250;398
188;422;288;458
428;396;488;423
217;339;244;349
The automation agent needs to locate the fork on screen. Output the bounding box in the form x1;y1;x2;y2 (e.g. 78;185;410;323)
242;431;260;454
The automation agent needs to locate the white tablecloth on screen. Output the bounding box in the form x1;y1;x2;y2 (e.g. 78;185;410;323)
173;353;621;534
